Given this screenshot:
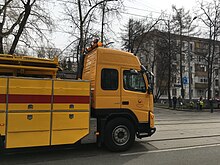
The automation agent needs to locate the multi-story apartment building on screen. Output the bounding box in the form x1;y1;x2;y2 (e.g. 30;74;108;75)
138;30;220;100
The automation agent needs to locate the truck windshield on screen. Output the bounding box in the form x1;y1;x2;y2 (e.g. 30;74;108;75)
123;70;146;93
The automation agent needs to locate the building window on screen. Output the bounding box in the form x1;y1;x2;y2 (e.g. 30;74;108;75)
182;66;186;72
190;43;193;51
215;79;219;86
198;56;201;62
215;90;219;97
172;77;177;83
123;70;146;93
197;89;204;96
200;78;208;83
101;68;118;90
162;90;168;95
215;46;219;52
215;69;219;76
191;89;193;96
172;89;177;96
182;42;185;48
195;42;201;48
200;65;207;72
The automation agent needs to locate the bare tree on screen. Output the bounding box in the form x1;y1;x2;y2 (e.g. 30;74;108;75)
0;0;23;53
121;18;145;53
100;0;123;43
150;27;179;104
61;0;123;78
0;0;54;55
121;16;161;55
198;0;220;100
171;5;196;99
36;46;60;59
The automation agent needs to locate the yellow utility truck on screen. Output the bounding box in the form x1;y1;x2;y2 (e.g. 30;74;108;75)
0;43;155;151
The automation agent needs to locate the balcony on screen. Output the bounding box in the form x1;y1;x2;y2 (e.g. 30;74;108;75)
195;71;207;77
195;83;208;89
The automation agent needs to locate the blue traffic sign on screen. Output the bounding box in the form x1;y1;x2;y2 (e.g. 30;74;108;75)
183;77;188;84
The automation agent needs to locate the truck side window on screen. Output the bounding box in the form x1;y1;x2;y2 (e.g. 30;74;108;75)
101;68;118;90
123;70;146;92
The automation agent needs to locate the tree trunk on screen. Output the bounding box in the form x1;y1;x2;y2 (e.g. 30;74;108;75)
9;4;31;54
207;25;212;100
0;37;3;53
77;0;84;79
0;23;3;53
167;21;172;107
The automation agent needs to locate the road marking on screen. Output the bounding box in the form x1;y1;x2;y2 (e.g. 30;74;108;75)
146;134;220;142
120;143;220;156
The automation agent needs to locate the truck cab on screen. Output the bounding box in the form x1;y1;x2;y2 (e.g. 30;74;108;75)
82;47;156;151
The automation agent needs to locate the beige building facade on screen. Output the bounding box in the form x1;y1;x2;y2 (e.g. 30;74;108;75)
137;31;220;101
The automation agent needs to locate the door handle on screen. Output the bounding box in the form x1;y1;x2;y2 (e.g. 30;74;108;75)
122;101;129;105
27;114;33;120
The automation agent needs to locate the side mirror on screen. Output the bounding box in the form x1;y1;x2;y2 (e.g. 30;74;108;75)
147;85;153;94
140;65;147;73
146;71;154;94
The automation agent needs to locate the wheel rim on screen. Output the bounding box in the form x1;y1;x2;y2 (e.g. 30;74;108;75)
112;125;130;146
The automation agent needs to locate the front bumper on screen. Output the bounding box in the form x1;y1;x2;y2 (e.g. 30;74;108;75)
136;123;156;138
136;111;156;138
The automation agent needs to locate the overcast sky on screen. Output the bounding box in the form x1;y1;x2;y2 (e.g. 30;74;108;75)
52;0;199;50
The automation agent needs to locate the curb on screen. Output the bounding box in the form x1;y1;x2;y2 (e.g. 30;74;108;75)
154;105;220;112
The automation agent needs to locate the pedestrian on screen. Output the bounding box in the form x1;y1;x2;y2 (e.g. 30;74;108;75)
173;96;177;110
178;96;183;108
199;96;204;110
210;98;214;113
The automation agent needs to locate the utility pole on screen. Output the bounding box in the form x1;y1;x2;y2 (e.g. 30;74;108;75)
100;0;118;43
167;20;172;107
179;18;184;99
187;36;192;101
101;0;107;43
187;16;197;101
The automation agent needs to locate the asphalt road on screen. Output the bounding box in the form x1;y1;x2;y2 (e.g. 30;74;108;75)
1;107;220;165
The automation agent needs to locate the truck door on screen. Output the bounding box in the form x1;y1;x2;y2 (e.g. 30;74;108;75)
121;68;150;123
95;66;121;109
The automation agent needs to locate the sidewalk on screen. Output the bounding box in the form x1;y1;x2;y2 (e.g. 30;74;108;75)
154;103;220;112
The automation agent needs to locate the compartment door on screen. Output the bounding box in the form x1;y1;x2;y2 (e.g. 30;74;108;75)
6;112;51;148
51;80;90;145
51;111;89;145
0;78;7;136
6;78;52;148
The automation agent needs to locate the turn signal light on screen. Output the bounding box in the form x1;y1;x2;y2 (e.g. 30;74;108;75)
150;113;154;119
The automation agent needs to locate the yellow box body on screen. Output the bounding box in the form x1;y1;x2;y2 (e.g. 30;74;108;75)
0;77;90;149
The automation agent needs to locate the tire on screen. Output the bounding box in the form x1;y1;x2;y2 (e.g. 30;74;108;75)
0;136;5;148
104;117;135;152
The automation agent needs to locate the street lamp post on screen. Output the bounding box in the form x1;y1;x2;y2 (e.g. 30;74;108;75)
188;16;197;101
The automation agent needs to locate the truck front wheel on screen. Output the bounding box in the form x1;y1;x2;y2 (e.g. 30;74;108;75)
104;118;135;151
0;136;5;149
